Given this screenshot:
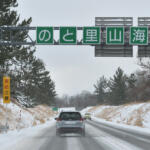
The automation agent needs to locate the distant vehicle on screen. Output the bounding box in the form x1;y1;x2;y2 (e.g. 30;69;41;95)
55;111;85;136
84;112;92;120
58;107;76;112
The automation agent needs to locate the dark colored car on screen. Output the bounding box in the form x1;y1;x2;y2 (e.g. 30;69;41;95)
55;111;85;136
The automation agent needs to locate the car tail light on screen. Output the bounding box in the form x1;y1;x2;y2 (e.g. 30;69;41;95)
80;118;84;121
57;118;61;121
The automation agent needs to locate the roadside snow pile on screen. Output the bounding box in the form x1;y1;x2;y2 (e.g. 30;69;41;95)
87;102;150;128
0;119;55;150
0;99;56;132
80;106;93;115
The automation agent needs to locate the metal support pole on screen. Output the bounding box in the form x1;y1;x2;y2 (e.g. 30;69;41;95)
5;103;8;133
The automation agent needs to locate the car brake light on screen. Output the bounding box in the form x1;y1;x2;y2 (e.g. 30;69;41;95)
80;118;84;121
57;118;61;121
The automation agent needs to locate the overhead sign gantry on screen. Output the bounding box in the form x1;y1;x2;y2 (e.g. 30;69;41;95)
0;17;150;57
138;17;150;57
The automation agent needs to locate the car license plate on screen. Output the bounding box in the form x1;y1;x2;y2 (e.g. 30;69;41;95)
65;121;75;125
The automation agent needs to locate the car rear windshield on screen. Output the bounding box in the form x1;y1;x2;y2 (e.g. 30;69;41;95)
59;112;82;120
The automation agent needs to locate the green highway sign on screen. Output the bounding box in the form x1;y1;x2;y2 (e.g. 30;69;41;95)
36;27;53;44
52;107;58;111
3;17;150;57
35;26;149;46
130;27;148;45
106;27;124;45
59;27;77;44
83;27;100;44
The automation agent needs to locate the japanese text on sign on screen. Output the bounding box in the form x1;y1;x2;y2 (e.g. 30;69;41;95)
3;76;10;103
36;26;149;45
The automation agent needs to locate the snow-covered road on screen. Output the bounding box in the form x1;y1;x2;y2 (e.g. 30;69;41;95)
0;119;150;150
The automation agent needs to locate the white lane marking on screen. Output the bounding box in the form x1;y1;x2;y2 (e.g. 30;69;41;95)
86;123;142;150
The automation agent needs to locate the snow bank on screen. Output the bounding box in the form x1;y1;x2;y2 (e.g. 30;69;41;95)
0;100;56;132
92;117;150;136
0;119;55;150
86;102;150;129
80;106;93;115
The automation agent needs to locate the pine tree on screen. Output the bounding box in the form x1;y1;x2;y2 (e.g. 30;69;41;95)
0;0;56;106
94;76;107;104
0;0;32;67
0;0;32;92
109;67;127;105
28;59;56;106
125;73;137;102
127;73;136;89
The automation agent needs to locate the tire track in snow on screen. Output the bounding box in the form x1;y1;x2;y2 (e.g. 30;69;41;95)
86;123;142;150
65;135;108;150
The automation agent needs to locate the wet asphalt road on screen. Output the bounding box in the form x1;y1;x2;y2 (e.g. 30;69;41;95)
12;120;150;150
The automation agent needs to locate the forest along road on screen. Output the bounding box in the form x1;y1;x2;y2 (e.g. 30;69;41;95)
9;120;150;150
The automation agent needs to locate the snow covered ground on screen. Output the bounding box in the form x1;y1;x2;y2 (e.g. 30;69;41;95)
80;106;93;115
0;99;56;132
0;105;150;150
92;117;150;136
0;113;150;150
83;102;150;129
0;119;55;150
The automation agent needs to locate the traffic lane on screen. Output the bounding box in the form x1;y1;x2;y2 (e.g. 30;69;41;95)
17;121;141;150
39;121;140;150
9;120;142;150
11;124;67;150
39;130;67;150
40;134;108;150
87;120;150;150
39;124;109;150
11;124;56;150
85;122;141;150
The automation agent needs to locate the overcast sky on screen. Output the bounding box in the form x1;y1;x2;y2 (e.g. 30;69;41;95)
17;0;149;96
